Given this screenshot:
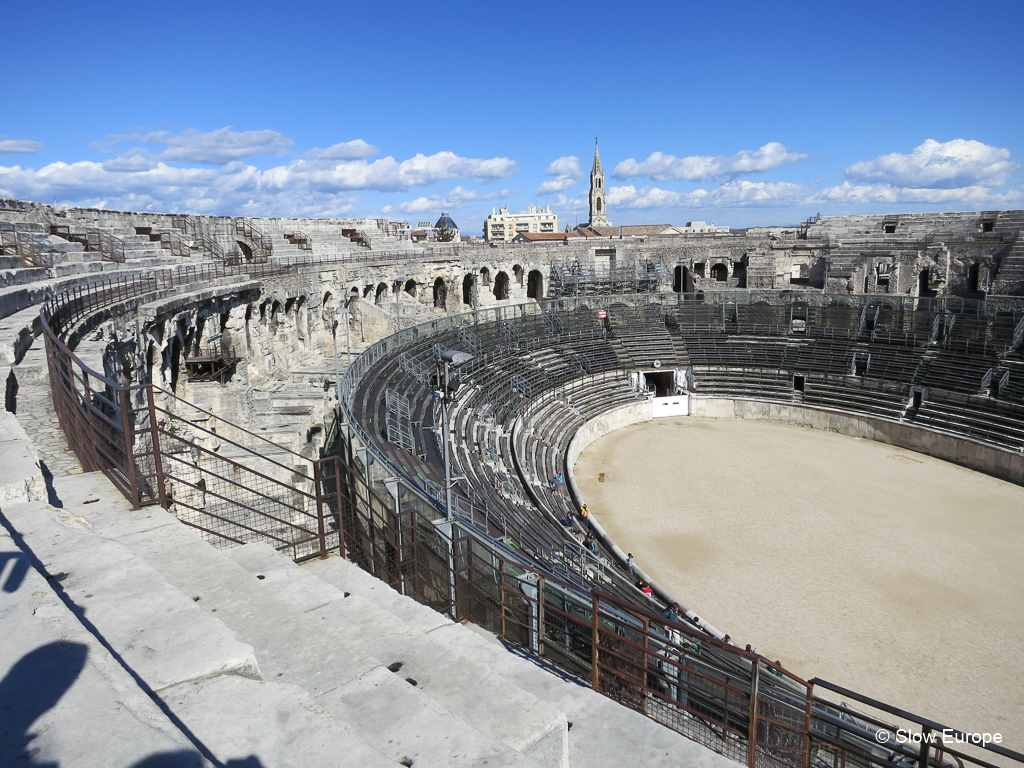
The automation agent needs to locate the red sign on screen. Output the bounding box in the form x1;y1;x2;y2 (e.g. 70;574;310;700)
597;309;607;319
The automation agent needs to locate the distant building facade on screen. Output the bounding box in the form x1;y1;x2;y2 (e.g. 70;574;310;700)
484;205;557;243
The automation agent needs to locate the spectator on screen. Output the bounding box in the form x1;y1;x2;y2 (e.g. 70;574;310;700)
563;510;576;527
638;581;653;597
579;503;590;527
583;534;596;553
660;602;681;623
626;552;635;577
552;472;565;499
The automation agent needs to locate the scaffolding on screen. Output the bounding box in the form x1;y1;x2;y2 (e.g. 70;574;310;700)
547;255;666;297
384;388;416;455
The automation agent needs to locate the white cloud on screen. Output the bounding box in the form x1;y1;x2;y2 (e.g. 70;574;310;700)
844;139;1018;188
613;142;810;182
305;139;379;160
812;181;1023;206
537;176;578;195
113;127;295;164
545;156;581;177
0;137;44;154
389;186;517;215
537;155;583;196
0;140;519;216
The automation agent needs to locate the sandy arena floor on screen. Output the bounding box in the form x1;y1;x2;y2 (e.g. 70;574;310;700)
574;417;1024;751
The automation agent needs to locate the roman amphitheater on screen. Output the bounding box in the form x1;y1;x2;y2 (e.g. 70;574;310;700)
0;198;1021;768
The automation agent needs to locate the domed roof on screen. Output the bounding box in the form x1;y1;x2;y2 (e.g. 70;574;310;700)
434;212;458;230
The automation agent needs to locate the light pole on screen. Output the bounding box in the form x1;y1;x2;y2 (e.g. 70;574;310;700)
435;350;473;521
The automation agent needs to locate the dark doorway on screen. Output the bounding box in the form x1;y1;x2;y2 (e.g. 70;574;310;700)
918;269;933;297
645;371;674;397
494;271;510;300
433;277;447;309
968;262;981;293
169;336;182;393
462;274;475;306
375;282;388;305
673;265;690;293
711;264;728;282
793;374;805;392
404;279;417;297
527;270;544;299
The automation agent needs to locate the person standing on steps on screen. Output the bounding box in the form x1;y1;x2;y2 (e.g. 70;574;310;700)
626;552;635;577
552;472;565;499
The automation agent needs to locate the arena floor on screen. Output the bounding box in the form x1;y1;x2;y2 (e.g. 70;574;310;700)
574;417;1024;752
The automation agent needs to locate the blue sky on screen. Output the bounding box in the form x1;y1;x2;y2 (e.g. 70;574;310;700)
2;0;1022;233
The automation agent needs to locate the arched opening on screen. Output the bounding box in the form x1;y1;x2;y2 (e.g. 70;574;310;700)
270;300;283;328
375;282;388;305
236;241;253;260
404;279;417;297
598;178;602;189
711;263;728;282
480;267;491;285
596;198;602;212
322;291;334;330
295;296;307;343
968;262;981;293
527;269;544;300
362;285;373;298
433;277;447;309
918;270;934;298
513;265;523;285
462;274;475;306
169;336;182;393
673;265;690;292
493;271;510;300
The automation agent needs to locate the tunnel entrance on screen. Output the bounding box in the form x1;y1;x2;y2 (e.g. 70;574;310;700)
645;370;675;398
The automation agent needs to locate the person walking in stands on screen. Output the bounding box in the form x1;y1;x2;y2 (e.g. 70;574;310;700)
583;534;596;553
660;602;681;624
552;472;565;499
626;553;635;577
579;503;590;528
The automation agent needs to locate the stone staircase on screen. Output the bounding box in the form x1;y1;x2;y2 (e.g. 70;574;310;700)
0;456;732;768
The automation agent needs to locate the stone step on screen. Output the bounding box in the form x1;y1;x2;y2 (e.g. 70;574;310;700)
56;472;548;767
0;500;262;692
303;555;738;768
0;526;206;768
221;544;569;768
160;675;397;768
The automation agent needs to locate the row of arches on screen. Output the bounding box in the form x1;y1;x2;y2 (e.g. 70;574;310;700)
432;269;545;309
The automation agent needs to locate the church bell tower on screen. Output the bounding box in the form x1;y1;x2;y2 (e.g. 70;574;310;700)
589;139;611;227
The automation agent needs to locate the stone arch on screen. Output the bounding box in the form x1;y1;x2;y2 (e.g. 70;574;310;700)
168;335;182;393
404;279;417;297
493;271;510;300
527;269;544;300
270;300;284;327
711;263;728;282
362;285;373;298
433;277;447;309
236;241;253;260
969;262;981;293
322;291;334;330
462;274;475;307
295;296;308;343
513;265;524;285
375;282;389;305
480;267;491;285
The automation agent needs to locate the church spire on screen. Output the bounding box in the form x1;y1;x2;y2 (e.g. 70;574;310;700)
588;137;610;227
